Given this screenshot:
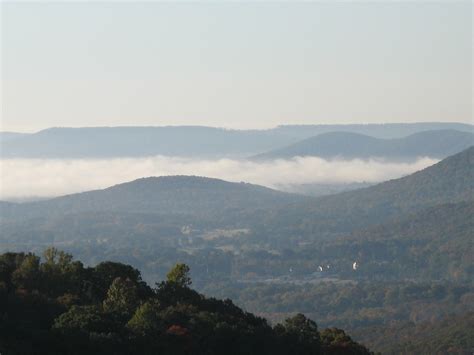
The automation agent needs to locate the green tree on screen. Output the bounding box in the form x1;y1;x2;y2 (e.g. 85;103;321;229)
320;328;371;354
103;277;139;315
11;254;40;290
166;263;192;287
40;247;84;296
53;305;107;333
127;299;163;336
42;247;74;270
275;313;321;355
93;261;142;298
0;252;29;292
284;313;320;343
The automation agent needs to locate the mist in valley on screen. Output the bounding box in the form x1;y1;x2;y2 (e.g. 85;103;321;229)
0;156;438;200
1;1;472;353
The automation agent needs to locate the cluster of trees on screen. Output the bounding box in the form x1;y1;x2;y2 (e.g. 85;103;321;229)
201;280;474;354
0;249;372;355
352;312;474;354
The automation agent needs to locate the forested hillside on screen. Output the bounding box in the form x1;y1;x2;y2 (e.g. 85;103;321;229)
0;249;372;355
0;149;473;354
351;312;474;355
0;176;307;223
265;146;474;240
201;280;474;354
343;201;474;280
0;148;472;281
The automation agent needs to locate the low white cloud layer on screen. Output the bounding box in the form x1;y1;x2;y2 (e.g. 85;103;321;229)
0;156;438;200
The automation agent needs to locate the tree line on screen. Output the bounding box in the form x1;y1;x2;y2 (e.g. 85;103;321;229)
0;248;372;355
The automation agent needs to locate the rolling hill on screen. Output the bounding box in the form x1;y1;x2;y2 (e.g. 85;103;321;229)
252;130;474;160
0;176;310;250
263;146;474;239
321;200;474;281
0;147;472;284
1;123;472;158
0;176;308;223
1;147;473;247
272;122;473;139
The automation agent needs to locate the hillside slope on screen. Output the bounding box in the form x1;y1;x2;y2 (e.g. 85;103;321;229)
0;249;372;355
324;201;474;280
264;146;474;239
0;149;472;285
1;148;472;247
252;130;474;160
0;176;307;222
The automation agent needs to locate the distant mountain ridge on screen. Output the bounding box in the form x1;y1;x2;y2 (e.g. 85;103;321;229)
1;123;472;158
273;122;473;139
252;130;474;160
0;132;29;142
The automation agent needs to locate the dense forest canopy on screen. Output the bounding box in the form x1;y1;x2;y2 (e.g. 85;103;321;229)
0;249;372;355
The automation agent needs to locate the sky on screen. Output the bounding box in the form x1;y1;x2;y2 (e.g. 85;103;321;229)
1;1;472;132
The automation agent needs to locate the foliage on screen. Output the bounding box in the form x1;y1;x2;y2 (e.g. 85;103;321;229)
167;263;192;287
201;280;474;354
350;312;474;354
127;299;163;335
0;249;372;355
102;277;140;315
321;328;373;355
274;313;321;355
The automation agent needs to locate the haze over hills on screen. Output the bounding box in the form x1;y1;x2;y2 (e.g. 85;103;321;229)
3;0;472;351
0;132;29;143
1;123;472;158
1;147;472;256
273;123;473;139
1;144;473;355
252;130;474;161
265;146;474;239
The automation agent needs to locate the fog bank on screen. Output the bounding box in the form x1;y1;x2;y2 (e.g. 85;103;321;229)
0;156;438;200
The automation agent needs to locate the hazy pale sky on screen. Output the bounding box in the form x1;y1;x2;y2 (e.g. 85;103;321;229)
1;1;472;132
